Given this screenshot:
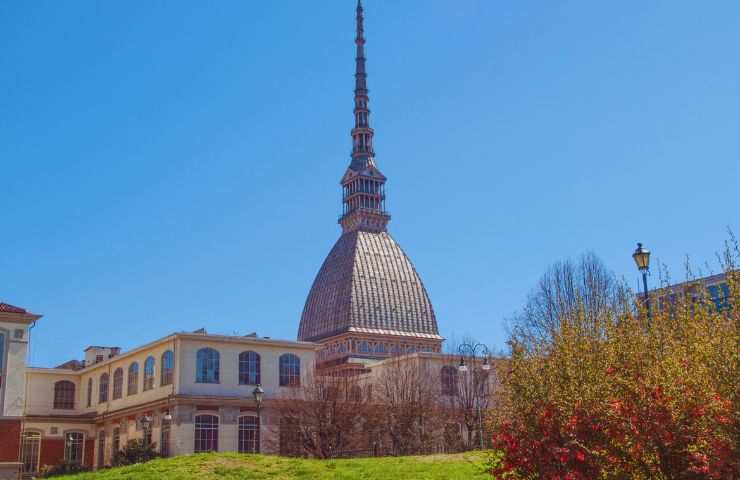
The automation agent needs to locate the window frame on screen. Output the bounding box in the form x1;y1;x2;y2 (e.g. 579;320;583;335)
21;430;42;474
143;356;156;391
127;362;139;396
279;353;301;387
53;380;76;410
238;351;261;386
195;348;220;384
112;368;124;400
97;430;106;468
194;414;219;453
86;378;93;408
161;350;174;386
64;431;86;465
238;415;260;453
98;373;109;404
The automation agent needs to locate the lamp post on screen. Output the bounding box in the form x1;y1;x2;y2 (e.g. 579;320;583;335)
252;384;264;453
632;242;652;320
457;343;490;450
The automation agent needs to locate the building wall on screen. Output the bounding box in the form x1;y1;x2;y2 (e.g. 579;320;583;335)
0;418;21;462
177;337;314;399
19;332;317;472
0;319;31;418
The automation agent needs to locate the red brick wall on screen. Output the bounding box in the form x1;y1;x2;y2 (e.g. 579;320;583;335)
39;435;95;470
39;438;65;469
0;419;21;461
84;437;94;469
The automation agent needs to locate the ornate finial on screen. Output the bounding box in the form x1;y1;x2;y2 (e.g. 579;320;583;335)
352;0;371;163
339;0;390;233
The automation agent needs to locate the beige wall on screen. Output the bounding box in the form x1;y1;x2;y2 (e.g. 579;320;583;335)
79;340;176;416
177;337;315;400
0;319;31;417
24;370;81;416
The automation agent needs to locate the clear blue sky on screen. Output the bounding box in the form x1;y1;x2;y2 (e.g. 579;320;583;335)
2;1;738;366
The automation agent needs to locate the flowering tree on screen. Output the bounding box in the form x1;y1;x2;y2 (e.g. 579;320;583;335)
493;247;739;479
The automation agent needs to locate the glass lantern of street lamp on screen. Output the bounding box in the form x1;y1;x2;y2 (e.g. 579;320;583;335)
458;356;468;373
632;243;651;272
252;384;265;407
481;357;491;371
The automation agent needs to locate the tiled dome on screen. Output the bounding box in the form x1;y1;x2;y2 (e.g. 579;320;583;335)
298;230;440;342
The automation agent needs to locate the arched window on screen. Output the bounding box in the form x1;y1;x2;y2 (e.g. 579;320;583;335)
238;416;260;453
279;353;300;387
99;373;109;403
53;381;75;409
196;348;220;384
64;432;85;464
143;356;155;391
441;366;458;396
21;431;41;473
127;363;139;395
194;414;219;452
238;351;260;385
86;378;93;407
112;368;123;400
359;341;369;353
161;350;174;386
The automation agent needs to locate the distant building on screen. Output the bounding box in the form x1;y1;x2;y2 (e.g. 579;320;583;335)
298;0;443;374
645;272;734;313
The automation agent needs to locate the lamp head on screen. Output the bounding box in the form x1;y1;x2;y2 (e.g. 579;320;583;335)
632;242;651;272
252;384;265;405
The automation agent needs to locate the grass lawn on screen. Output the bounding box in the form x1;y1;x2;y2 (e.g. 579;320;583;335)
54;451;493;479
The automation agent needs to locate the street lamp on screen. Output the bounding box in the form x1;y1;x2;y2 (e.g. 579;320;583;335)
632;242;652;320
457;343;491;450
252;384;264;453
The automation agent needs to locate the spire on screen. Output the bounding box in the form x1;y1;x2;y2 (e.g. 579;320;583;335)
351;0;373;163
339;0;390;234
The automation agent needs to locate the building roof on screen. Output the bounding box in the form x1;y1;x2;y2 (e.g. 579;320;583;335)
0;302;28;313
298;230;441;342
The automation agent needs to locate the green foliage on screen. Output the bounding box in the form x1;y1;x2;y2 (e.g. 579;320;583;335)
50;451;493;479
40;462;90;477
111;439;160;467
497;245;740;479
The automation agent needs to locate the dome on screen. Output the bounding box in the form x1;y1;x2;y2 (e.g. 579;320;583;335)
298;230;441;343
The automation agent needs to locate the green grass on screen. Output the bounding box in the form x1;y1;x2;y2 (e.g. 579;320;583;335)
55;452;493;479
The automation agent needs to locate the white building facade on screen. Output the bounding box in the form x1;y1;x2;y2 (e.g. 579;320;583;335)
1;304;318;477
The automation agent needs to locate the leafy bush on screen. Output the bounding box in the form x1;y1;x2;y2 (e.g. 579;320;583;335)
111;439;160;466
493;247;740;479
40;462;90;477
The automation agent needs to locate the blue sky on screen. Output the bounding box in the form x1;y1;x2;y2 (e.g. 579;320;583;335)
2;1;738;366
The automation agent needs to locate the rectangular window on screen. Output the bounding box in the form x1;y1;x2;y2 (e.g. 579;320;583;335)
112;427;120;456
194;415;219;453
238;416;260;453
21;432;41;473
160;423;170;457
64;432;85;464
97;431;106;468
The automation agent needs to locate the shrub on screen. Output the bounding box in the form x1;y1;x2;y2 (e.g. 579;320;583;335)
40;462;90;477
111;439;159;466
493;247;740;479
